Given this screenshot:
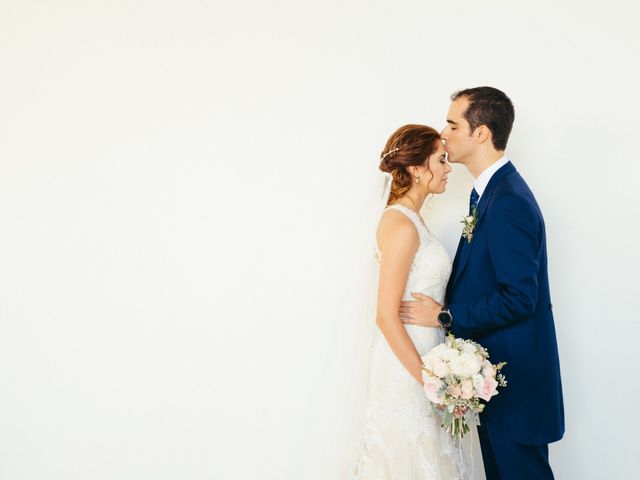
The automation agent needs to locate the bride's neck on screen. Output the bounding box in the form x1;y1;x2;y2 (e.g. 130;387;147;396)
395;188;430;213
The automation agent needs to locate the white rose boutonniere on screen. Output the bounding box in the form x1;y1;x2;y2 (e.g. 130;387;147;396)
460;208;478;244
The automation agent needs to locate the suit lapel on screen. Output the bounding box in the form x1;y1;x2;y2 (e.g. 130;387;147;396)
446;235;465;303
449;161;516;289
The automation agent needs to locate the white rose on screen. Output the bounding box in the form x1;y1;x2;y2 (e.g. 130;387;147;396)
431;343;450;356
461;342;478;356
472;373;484;391
432;360;450;378
466;216;474;223
421;347;443;365
440;346;460;362
449;352;482;378
421;353;433;366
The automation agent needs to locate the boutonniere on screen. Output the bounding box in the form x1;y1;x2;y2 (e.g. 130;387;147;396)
460;208;478;244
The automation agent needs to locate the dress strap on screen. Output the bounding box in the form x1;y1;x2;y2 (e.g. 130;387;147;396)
385;204;429;233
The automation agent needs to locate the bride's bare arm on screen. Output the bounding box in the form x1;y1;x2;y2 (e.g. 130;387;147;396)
375;210;425;385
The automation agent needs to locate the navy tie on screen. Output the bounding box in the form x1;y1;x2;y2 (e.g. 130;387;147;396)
469;188;479;215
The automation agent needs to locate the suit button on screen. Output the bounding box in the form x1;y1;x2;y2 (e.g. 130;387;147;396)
549;303;553;310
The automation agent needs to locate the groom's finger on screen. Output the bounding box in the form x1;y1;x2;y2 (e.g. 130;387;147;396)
411;292;430;301
400;300;418;308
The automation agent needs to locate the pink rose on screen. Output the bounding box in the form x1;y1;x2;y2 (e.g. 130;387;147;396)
447;385;462;398
460;379;474;399
454;406;468;418
423;376;444;404
482;360;496;377
477;376;499;401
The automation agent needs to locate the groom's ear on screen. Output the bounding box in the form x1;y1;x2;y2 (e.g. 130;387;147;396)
475;125;492;145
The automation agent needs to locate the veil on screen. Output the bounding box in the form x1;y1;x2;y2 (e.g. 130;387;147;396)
379;172;393;212
339;171;393;474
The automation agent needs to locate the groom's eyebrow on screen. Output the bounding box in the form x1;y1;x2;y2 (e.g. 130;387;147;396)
447;119;458;125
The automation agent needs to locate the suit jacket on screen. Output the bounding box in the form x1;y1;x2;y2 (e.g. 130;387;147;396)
446;161;564;446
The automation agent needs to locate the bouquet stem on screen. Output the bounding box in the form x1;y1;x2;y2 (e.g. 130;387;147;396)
449;417;471;439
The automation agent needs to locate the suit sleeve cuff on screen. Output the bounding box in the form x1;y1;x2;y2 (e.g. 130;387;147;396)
449;303;476;339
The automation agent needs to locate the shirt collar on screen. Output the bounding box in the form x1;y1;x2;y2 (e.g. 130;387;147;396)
473;155;509;199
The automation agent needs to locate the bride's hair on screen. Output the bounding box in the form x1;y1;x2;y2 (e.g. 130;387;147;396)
379;124;441;205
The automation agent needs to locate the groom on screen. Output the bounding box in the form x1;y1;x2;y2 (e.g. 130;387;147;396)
400;87;564;479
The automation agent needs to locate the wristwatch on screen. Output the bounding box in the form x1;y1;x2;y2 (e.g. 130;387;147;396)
437;306;452;328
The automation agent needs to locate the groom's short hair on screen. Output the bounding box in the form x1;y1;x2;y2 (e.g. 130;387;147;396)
451;86;515;151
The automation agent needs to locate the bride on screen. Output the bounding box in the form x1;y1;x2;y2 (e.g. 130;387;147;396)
354;124;473;479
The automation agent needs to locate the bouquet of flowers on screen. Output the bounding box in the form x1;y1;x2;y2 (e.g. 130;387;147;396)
421;334;507;438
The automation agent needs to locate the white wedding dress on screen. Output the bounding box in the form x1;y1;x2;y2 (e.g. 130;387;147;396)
354;203;473;479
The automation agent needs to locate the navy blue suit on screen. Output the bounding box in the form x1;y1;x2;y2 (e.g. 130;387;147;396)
446;162;564;479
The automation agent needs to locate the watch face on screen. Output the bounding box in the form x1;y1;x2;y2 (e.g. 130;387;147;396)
438;311;452;326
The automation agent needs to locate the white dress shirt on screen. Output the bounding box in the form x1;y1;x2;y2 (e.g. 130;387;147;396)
473;156;510;201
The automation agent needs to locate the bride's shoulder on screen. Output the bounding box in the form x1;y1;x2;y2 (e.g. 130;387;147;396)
376;208;419;250
378;207;414;228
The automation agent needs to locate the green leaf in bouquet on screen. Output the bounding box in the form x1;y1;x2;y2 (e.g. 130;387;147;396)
442;409;453;428
464;408;476;427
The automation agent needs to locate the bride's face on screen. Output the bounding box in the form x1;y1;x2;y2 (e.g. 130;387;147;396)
421;142;451;194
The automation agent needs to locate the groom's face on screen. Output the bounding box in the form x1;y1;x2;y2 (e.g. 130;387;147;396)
441;97;477;165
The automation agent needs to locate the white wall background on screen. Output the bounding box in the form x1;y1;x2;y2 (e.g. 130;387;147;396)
1;0;639;478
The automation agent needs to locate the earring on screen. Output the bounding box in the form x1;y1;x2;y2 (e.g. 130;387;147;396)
415;176;421;183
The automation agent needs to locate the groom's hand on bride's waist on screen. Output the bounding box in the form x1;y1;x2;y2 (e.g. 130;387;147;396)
399;293;441;327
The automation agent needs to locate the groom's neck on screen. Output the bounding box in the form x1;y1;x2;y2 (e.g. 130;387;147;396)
467;150;506;179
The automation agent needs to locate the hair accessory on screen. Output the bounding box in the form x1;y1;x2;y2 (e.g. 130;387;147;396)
380;147;400;161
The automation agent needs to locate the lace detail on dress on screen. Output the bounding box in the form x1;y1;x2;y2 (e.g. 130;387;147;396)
375;204;452;305
355;204;473;479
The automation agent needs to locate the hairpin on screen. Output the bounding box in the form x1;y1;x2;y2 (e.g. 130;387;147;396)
381;147;400;161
